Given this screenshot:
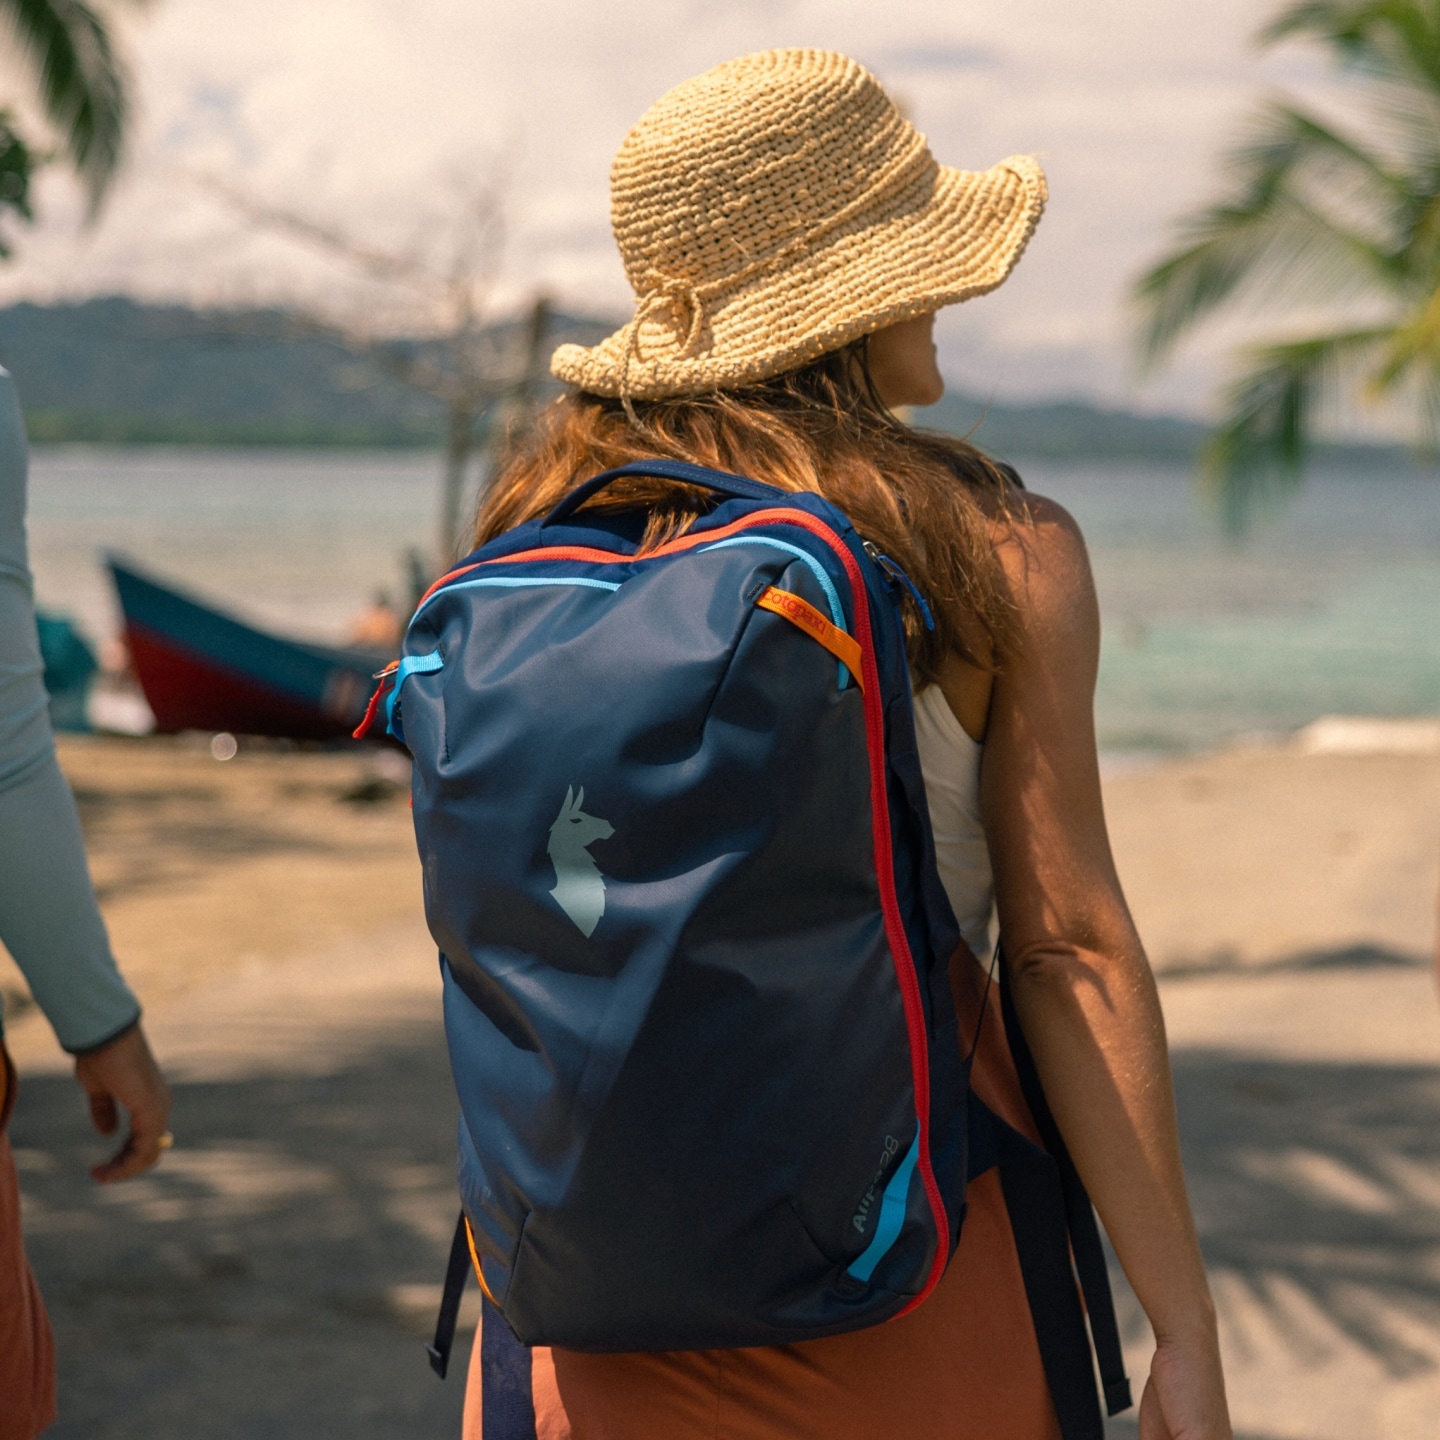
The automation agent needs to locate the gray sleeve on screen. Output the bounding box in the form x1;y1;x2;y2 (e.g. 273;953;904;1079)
0;369;141;1052
0;759;140;1051
0;370;51;790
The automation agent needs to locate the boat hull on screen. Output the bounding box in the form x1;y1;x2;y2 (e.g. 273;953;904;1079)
109;559;390;740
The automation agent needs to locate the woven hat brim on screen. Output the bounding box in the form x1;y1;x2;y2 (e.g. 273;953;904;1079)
552;154;1046;400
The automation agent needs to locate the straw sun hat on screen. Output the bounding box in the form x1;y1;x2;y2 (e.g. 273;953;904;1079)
551;48;1046;401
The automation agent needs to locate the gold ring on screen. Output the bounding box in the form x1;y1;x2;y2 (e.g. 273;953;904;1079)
156;1132;175;1151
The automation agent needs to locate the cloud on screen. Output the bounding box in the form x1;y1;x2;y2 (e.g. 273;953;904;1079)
0;0;1351;408
878;44;1002;73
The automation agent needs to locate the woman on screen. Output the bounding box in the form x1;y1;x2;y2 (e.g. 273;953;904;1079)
463;50;1231;1440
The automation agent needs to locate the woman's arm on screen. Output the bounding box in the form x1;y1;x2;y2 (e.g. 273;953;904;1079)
0;369;170;1180
978;494;1231;1440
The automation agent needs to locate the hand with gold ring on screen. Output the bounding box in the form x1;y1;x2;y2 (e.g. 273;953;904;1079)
73;1022;172;1183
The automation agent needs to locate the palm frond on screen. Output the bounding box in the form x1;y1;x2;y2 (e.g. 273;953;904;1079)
1135;104;1397;364
1398;183;1440;278
1204;328;1390;532
1138;0;1440;528
1;0;132;208
0;110;36;255
1270;3;1440;190
1263;1;1440;90
1373;280;1440;383
1248;100;1408;197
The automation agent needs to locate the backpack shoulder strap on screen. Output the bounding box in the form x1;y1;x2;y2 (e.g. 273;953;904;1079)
997;949;1134;1419
969;1093;1106;1440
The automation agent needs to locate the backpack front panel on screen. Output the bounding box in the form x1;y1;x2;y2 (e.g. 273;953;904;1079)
398;497;962;1348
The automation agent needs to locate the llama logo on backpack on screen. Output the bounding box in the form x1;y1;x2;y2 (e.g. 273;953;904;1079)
548;786;613;937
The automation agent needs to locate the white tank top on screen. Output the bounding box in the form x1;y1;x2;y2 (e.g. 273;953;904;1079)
911;684;994;959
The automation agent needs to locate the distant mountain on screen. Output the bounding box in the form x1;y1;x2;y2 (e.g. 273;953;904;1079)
913;391;1210;463
0;297;608;447
0;297;1409;463
914;391;1408;468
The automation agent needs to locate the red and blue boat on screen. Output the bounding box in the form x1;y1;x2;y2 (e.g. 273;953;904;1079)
108;557;393;740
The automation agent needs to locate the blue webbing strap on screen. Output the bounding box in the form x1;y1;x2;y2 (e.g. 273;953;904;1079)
992;1114;1107;1440
427;1210;473;1379
386;649;444;739
998;950;1133;1420
481;1296;538;1440
428;1213;539;1440
540;459;784;527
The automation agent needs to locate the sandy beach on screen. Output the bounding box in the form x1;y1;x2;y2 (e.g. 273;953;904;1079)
3;732;1439;1439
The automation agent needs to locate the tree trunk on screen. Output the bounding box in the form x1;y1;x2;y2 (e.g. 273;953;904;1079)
436;296;551;571
437;404;474;571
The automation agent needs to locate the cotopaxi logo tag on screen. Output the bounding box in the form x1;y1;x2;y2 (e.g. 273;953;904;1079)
547;786;613;938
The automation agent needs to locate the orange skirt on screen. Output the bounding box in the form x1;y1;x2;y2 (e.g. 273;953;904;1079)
0;1045;58;1440
465;954;1060;1440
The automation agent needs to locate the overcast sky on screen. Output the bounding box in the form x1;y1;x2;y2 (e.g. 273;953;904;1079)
0;0;1342;414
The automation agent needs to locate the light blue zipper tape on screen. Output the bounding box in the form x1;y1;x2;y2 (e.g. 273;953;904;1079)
413;574;621;625
845;1131;921;1284
414;550;850;688
697;536;851;690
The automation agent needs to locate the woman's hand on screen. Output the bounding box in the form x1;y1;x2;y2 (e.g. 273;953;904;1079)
1139;1324;1232;1440
73;1022;171;1182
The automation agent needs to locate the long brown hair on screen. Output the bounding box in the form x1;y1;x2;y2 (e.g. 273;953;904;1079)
474;344;1017;685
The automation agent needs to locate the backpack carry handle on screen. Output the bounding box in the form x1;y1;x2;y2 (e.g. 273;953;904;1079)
540;460;786;528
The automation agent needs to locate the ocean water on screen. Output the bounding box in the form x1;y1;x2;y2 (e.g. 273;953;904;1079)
1027;460;1440;753
25;447;439;649
23;446;1440;754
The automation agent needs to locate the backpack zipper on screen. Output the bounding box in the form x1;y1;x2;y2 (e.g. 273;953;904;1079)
862;541;935;632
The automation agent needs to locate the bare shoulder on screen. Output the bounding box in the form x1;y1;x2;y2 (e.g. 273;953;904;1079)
979;488;1098;649
987;488;1088;571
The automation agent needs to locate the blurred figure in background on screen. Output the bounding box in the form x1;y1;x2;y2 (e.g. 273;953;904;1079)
347;588;405;652
0;366;171;1440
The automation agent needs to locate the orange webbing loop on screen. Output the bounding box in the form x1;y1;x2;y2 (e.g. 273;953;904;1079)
756;587;865;691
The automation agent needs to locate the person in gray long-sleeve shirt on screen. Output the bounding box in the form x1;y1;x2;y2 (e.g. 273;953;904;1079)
0;367;171;1440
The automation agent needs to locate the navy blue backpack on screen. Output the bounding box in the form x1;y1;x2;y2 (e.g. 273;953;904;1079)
362;461;1129;1437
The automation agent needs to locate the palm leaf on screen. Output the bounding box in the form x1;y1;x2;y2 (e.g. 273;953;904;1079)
0;110;36;254
1270;3;1440;196
0;0;135;208
1204;328;1391;531
1264;0;1440;89
1135;103;1398;363
1136;0;1440;531
1373;280;1440;385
